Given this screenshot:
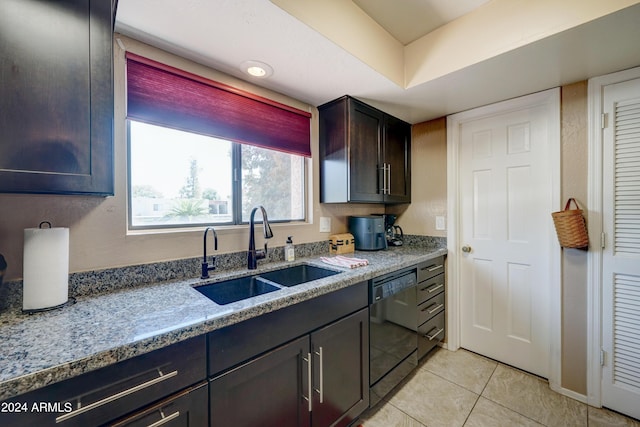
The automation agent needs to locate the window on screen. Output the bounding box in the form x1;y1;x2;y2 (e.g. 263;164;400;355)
240;144;305;222
129;121;305;229
125;54;311;230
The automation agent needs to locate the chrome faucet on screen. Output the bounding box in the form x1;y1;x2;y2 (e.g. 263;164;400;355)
248;206;273;269
201;227;218;279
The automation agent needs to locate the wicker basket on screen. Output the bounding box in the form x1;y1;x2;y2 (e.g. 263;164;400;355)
551;198;589;249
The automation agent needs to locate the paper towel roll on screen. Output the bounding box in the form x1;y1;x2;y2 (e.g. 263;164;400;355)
23;226;69;311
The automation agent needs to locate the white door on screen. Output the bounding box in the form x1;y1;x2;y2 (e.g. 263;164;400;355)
601;77;640;419
455;90;559;378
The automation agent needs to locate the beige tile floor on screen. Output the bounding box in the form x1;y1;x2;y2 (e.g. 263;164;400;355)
357;347;640;427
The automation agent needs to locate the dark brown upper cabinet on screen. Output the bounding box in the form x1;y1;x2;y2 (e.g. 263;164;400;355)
0;0;116;195
319;96;411;204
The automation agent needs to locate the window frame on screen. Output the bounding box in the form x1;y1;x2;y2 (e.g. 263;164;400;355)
126;120;307;231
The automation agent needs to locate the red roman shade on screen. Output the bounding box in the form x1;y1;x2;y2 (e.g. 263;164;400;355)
126;53;312;157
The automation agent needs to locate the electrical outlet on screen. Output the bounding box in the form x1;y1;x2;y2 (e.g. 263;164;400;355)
436;216;446;231
319;217;331;233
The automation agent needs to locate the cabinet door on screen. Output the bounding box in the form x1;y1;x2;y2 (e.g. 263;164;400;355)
0;0;114;195
311;308;369;427
348;99;384;203
384;115;411;203
111;383;208;427
209;335;311;427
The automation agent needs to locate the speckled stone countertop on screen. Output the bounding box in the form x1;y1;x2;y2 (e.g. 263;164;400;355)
0;243;446;401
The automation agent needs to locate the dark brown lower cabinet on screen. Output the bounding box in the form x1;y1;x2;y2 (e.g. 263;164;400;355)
210;335;311;427
0;336;206;427
209;308;369;427
310;309;369;427
417;257;446;359
111;382;208;427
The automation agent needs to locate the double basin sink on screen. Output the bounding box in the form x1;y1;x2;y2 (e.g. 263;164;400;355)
195;264;341;305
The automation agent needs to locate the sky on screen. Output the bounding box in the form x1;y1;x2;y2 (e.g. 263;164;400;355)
129;121;232;200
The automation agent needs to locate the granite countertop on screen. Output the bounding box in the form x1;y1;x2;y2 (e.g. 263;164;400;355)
0;245;446;401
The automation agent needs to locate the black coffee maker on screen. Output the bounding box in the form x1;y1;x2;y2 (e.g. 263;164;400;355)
384;214;404;246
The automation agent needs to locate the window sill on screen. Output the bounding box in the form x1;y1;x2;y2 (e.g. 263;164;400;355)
126;220;312;237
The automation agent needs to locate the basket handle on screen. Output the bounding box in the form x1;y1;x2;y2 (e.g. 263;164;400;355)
564;198;580;211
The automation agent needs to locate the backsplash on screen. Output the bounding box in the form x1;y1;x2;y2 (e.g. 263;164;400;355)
0;236;445;313
401;235;446;249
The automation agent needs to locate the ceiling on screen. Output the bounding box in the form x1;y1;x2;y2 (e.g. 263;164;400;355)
115;0;640;124
352;0;491;45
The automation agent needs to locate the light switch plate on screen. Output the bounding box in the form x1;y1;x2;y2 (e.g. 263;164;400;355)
436;216;446;230
319;217;331;233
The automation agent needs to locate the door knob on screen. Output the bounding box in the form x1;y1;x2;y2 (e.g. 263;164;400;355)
462;245;472;253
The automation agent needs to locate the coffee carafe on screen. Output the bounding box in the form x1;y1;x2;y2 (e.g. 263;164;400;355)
384;214;404;246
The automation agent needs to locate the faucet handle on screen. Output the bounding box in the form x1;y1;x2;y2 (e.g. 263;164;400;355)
201;261;210;279
255;243;268;261
201;256;217;279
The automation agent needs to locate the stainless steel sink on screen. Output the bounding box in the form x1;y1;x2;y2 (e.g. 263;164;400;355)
195;276;280;305
259;264;341;287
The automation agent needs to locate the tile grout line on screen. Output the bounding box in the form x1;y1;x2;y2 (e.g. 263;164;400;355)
460;360;499;426
380;398;429;427
405;362;485;426
460;394;482;426
477;362;567;427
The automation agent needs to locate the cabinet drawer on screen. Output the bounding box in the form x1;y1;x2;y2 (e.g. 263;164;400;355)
418;312;445;359
417;291;445;325
417;272;445;304
417;257;445;283
208;282;367;376
111;382;208;427
1;335;206;427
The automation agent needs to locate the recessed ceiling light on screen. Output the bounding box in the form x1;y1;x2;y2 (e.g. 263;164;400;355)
240;60;273;78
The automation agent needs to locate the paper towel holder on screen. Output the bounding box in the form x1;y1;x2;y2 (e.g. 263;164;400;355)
22;221;76;314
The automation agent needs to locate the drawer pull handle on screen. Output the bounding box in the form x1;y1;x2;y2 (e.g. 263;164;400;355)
421;264;443;273
424;303;444;315
421;283;444;294
303;353;312;412
55;369;178;423
426;327;445;341
314;347;324;403
147;410;180;427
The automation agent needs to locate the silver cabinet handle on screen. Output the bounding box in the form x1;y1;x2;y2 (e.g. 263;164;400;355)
426;327;445;341
427;303;444;315
421;264;443;273
314;347;324;403
421;283;444;294
421;303;444;315
147;410;180;427
302;352;312;412
56;369;178;423
387;163;391;195
381;163;389;194
380;163;391;195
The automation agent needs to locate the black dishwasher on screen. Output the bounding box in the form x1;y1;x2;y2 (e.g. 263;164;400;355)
369;267;418;406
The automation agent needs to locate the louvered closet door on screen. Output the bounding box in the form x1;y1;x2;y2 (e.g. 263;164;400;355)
602;77;640;420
